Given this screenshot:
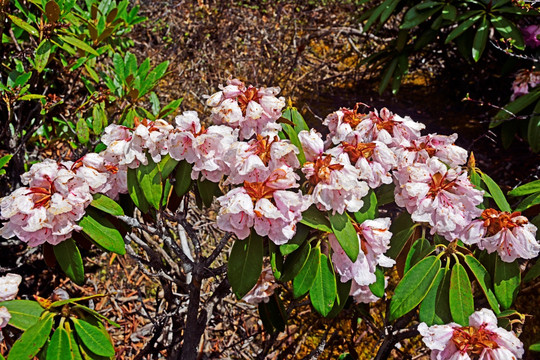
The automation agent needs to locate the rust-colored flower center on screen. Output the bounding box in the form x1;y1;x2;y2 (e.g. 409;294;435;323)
28;182;55;208
428;173;456;198
406;141;436;157
352;223;369;255
370;112;396;135
306;155;344;186
481;209;528;236
244;181;275;202
249;135;278;166
452;326;499;356
341;105;366;128
342;142;376;164
238;87;261;116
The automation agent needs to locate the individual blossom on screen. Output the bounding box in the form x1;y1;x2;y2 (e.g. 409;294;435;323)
206;78;286;140
323;104;369;145
224;135;300;184
242;268;279;304
299;130;368;214
167;111;204;163
394;157;483;241
510;69;540;101
132;118;174;164
329;218;394;288
70;153;127;200
461;209;540;263
395;133;468;169
0;160;93;246
522;25;540;48
419;308;524;360
0;273;22;302
327;133;397;189
216;168;310;245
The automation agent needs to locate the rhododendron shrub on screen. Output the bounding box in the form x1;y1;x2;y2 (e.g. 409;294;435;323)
1;78;539;359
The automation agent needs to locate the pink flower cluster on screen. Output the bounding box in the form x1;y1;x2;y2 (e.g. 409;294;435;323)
522;25;540;49
419;309;524;360
511;69;539;101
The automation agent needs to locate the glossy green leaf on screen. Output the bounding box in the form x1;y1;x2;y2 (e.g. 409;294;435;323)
228;232;264;299
66;325;83;360
445;14;482;43
490;15;524;50
280;108;307;164
300;205;332;232
76;118;90;144
72;305;120;328
79;208;125;255
137;157;162;210
379;58;397;94
527;100;540;152
46;327;71;360
481;172;511;212
127;168;149;213
0;300;43;330
174;160;192;197
369;267;385;298
49;294;106;309
388;256;441;322
492;88;540;125
327;280;351;319
157;98;183;118
386;226;415;260
72;318;115;357
493;257;520;310
515;193;540;212
281;242;311;283
419;266;452;325
523;258;540;283
375;183;395;206
449;263;474;326
8;14;39;37
280;223;309;255
508;179;540;197
157;154;178;178
58;35;99;56
35;40;52;73
54;238;85;285
197;178;220;208
92;105;106;135
354;190;378;224
531;343;540;352
269;242;283;280
472;16;489;62
442;4;456;20
400;5;443;30
90;194;124;216
404;238;434;274
329;212;359;262
8;313;54;360
293;246;320;298
310;253;337;316
464;255;500;314
0;155;13;169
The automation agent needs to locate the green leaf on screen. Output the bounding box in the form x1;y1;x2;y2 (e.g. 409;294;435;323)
490;15;524;50
280;223;309;255
50;294;106;309
309;253;337;316
157;98;183;118
531;343;540;352
46;327;71;360
480;172;511;212
509;179;540;196
76;118;90;144
293;246;321;298
492;88;540;125
112;53;125;82
0;155;13;169
66;325;83;360
0;300;43;330
157;154;178;178
58;35;99;56
137;157;163;210
174;160;192;197
127;168;149;213
280;108;307;165
375;183;395;206
464;255;500;314
449;263;474;326
72;318;115;357
281;242;311;283
404;238;434;274
258;294;287;333
92;105;106;135
8;313;54;360
523;258;540;283
419;266;452;325
79;208;125;255
369;267;385;298
442;4;456;20
378;58;397;94
197;178;220;208
354;190;378;224
445;14;482;43
90;194;124;216
493;257;520;310
329;212;359;262
72;304;120;328
528;100;540;152
228;232;264;299
53;238;85;285
400;5;443;30
472;16;489;62
388;256;441;322
281;107;309;133
386;227;414;260
300;205;332;232
8;14;39;37
19;94;46;101
35;40;52;73
269;242;283;280
327;280;351;318
515;192;540;213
